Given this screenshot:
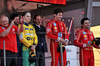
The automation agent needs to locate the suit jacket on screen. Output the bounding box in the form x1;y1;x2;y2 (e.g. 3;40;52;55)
33;24;48;52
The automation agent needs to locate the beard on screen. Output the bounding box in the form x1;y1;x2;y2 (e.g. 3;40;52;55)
14;21;19;26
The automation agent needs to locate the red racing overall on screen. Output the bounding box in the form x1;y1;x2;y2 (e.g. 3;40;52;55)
46;19;69;66
74;28;97;66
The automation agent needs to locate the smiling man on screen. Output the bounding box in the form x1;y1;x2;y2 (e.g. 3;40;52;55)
33;15;48;66
74;17;100;66
0;15;23;66
46;8;69;66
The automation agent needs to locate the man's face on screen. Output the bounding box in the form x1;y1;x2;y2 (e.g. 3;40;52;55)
54;12;63;21
82;20;90;29
24;13;31;23
34;16;42;25
0;16;9;27
14;16;19;25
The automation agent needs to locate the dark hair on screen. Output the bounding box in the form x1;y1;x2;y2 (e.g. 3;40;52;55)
33;14;41;24
33;14;41;20
81;17;90;28
22;11;31;16
10;13;19;20
54;8;63;15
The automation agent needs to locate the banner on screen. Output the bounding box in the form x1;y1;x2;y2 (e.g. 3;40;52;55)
24;0;66;5
61;17;74;45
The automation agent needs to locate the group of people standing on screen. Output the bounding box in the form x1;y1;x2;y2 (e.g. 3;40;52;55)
0;11;47;66
0;8;100;66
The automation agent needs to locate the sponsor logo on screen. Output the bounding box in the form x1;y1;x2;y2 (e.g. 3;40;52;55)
84;35;87;38
25;28;28;30
2;27;4;29
53;23;56;26
12;29;15;31
58;32;62;37
61;23;62;26
74;36;77;40
91;36;93;40
90;32;92;34
62;27;63;30
30;34;34;36
54;27;57;29
54;30;57;32
26;33;29;35
83;31;86;34
84;38;87;40
30;29;33;30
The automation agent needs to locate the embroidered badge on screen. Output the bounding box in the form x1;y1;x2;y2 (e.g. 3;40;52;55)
2;27;4;29
30;34;34;36
12;29;15;31
58;32;62;37
30;29;33;30
62;19;64;22
25;28;28;30
26;33;29;35
91;36;93;40
61;23;62;26
84;38;87;40
54;30;57;32
62;27;63;30
84;35;87;38
54;27;57;29
66;27;68;30
53;23;56;26
90;32;92;34
83;31;86;34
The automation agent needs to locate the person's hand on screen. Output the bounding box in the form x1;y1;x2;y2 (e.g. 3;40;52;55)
60;38;65;43
20;16;23;25
65;41;68;46
86;42;92;47
10;19;15;26
60;38;68;46
30;45;36;52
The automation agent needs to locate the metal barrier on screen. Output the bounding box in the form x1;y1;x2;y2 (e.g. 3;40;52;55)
3;41;6;66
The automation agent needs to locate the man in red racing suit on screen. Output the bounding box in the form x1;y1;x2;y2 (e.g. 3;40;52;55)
46;8;69;66
74;17;100;66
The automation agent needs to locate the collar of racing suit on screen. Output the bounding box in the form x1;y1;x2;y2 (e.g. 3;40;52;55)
82;28;89;32
23;22;29;26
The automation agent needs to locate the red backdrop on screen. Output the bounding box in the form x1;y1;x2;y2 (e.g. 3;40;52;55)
24;0;66;5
